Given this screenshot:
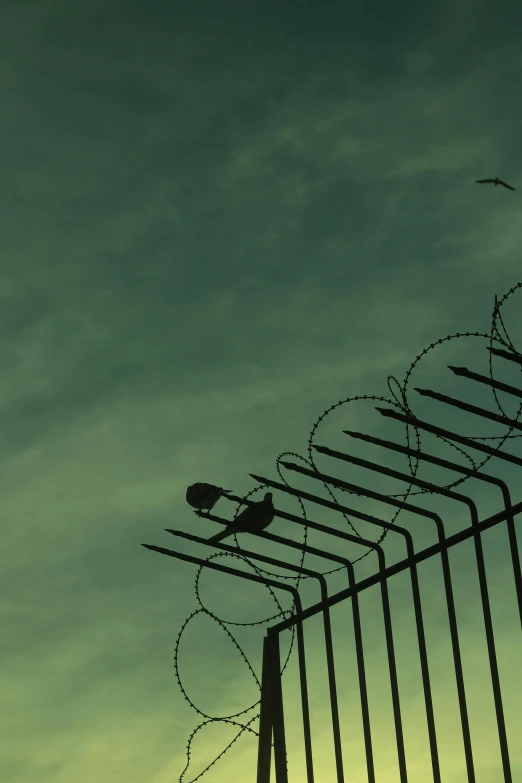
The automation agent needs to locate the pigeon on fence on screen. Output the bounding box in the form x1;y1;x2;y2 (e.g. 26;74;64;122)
208;492;275;543
186;483;232;512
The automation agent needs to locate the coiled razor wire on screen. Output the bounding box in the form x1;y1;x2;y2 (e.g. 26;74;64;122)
174;281;522;782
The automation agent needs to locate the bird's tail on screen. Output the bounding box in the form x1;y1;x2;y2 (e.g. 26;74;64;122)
208;527;236;543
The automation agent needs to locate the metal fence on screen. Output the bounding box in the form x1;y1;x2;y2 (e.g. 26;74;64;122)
144;285;522;783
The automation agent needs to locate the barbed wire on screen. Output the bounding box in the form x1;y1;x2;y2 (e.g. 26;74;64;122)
174;280;522;781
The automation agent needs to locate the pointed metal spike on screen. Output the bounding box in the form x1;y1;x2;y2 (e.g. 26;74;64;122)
447;365;467;375
250;473;266;482
488;346;522;365
312;444;330;453
343;430;363;438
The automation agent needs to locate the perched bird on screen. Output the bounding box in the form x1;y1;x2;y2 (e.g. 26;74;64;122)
208;492;275;543
476;177;515;191
186;482;232;512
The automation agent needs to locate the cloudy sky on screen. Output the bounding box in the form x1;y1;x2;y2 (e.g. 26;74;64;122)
2;1;522;781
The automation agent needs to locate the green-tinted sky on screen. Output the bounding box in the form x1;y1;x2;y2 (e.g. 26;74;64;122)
2;1;522;781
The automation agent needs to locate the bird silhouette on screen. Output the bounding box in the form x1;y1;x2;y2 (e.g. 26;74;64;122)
476;177;515;191
208;492;275;543
186;483;232;512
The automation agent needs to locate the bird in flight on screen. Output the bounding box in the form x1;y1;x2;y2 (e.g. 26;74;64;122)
186;482;232;512
476;177;515;191
208;492;275;543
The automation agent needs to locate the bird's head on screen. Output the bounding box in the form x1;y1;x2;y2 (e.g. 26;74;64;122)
264;492;273;503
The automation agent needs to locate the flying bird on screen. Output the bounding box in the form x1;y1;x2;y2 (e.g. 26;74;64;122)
476;177;515;191
186;482;232;512
208;492;275;543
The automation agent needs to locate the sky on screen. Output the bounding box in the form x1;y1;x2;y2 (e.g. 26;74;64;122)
2;1;522;782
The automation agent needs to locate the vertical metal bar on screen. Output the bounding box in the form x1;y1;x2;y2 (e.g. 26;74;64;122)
258;635;275;783
408;561;440;783
437;540;476;783
379;571;408;783
465;501;512;783
287;619;315;783
346;560;375;783
269;632;289;783
502;492;522;630
321;602;344;783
